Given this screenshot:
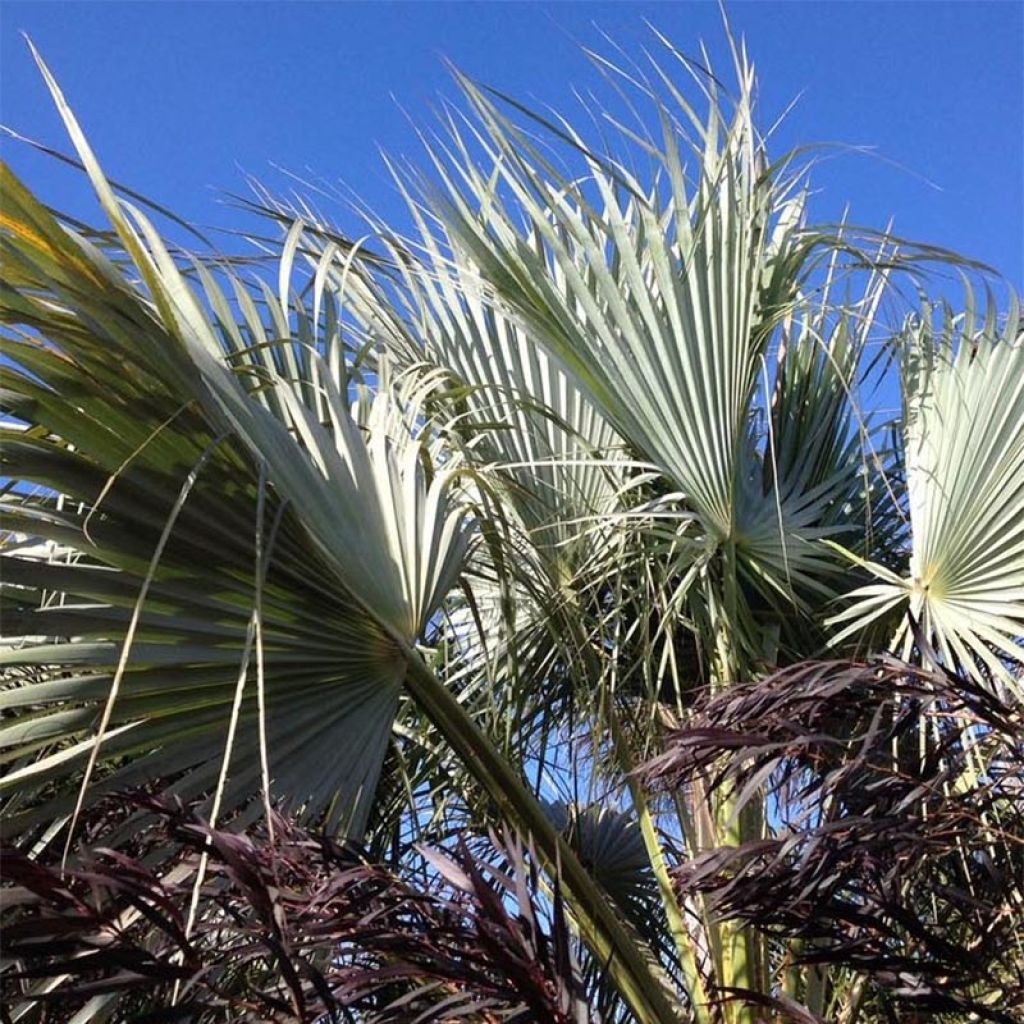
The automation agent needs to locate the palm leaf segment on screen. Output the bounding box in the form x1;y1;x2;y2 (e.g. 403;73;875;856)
261;179;643;757
359;195;628;553
277;182;632;586
415;46;871;675
831;295;1024;692
0;119;472;839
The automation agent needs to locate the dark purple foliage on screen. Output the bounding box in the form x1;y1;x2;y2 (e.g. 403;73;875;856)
644;656;1024;1022
1;796;590;1023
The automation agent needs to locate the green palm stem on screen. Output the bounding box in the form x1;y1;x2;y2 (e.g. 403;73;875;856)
804;961;829;1019
672;785;723;1004
836;975;868;1024
707;540;762;1024
567;566;712;1021
401;646;682;1024
607;705;713;1024
781;939;828;1017
710;793;760;1024
781;940;803;1006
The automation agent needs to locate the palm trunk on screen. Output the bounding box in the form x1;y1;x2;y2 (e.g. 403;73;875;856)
609;707;713;1024
401;647;683;1024
707;542;761;1024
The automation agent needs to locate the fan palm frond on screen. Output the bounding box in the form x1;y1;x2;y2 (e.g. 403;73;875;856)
830;290;1024;693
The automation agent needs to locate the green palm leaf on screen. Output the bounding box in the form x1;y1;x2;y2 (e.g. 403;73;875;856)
0;59;683;1024
830;291;1024;691
0;159;472;838
395;44;882;682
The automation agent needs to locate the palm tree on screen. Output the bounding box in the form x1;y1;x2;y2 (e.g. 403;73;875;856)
2;29;1021;1024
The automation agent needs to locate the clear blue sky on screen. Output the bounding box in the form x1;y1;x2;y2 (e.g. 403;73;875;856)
2;1;1022;291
